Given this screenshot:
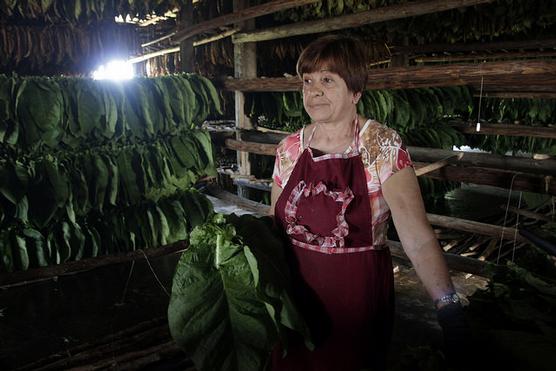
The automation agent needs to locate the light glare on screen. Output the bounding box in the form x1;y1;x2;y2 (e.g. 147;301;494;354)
92;60;134;81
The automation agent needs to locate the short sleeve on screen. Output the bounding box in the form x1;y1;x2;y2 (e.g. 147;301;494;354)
375;131;413;185
272;145;284;188
271;131;302;189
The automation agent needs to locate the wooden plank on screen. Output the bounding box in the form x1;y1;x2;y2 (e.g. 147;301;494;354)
449;122;556;139
221;60;556;92
225;138;556;175
171;0;319;44
233;0;495;43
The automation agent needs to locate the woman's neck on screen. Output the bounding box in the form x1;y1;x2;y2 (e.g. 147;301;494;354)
315;114;358;141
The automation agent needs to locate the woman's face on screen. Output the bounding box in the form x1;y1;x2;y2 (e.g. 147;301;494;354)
302;69;360;124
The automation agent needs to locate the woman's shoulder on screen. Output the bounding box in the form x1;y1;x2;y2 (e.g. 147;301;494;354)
276;128;304;157
359;119;404;149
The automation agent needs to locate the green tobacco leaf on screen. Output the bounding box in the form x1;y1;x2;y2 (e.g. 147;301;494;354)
12;233;29;271
76;80;103;138
23;227;48;267
168;217;275;371
0;229;14;272
228;214;313;351
0;161;27;204
16;78;63;149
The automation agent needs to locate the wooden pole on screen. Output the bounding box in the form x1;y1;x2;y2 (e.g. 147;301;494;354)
220;60;556;92
425;213;527;243
393;38;556;55
225;138;556;175
408;146;556;175
449;122;556;139
130;29;240;64
178;1;194;72
232;0;495;43
171;0;319;44
414;153;463;177
415;161;556;195
413;50;556;63
233;0;257;199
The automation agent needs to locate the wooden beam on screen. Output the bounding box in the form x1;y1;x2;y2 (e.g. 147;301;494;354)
232;0;495;43
503;205;555;223
449;122;556;139
171;0;319;44
413;50;556;63
426;213;526;243
130;29;240;64
179;1;194;72
220;60;556;92
393;38;556;55
415;161;556;195
409;146;556;175
225;138;556;175
475;91;556;99
233;0;258;199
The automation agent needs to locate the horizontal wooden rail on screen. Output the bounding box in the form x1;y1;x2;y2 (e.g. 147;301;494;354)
233;0;494;43
415;161;556;195
221;60;556;92
224;138;556;195
448;122;556;139
206;187;505;277
392;38;556;55
225;138;556;175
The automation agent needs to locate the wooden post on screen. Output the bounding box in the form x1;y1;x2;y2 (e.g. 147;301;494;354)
234;0;257;198
178;1;194;72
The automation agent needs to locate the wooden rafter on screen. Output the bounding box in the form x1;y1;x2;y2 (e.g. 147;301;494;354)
232;0;495;44
167;0;319;45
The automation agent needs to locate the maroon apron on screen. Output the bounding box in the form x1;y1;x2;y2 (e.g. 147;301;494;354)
273;120;395;371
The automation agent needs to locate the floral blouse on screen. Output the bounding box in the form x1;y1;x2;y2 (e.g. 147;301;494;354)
272;119;413;246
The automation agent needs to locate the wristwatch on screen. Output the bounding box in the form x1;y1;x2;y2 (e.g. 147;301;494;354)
434;292;461;308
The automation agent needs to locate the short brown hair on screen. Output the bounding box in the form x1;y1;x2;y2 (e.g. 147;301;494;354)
296;35;368;93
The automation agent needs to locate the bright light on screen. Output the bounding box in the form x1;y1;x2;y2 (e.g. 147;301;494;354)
92;60;134;81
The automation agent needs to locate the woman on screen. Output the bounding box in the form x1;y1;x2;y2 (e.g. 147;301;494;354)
270;35;467;370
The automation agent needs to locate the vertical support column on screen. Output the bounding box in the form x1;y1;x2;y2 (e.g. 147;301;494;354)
179;1;194;72
233;0;256;198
